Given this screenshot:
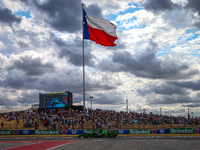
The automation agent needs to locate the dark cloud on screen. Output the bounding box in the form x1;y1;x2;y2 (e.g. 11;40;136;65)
0;32;18;55
0;97;18;107
182;103;200;108
9;55;55;76
186;0;200;15
33;0;82;32
17;41;29;49
147;95;192;105
86;83;117;92
143;0;179;13
15;29;52;49
0;72;38;89
137;83;188;97
185;0;200;28
0;90;37;108
20;0;103;33
142;0;200;28
0;6;21;25
97;40;199;80
162;109;186;116
17;91;38;104
36;72;120;95
53;35;95;66
85;92;124;105
85;3;103;18
169;80;200;91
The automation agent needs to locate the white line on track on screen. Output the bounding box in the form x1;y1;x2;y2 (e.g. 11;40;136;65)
46;141;83;150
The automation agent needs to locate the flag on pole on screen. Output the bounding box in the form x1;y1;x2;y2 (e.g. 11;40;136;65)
83;8;118;47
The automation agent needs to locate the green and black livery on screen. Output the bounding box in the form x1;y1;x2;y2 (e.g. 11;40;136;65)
78;129;118;138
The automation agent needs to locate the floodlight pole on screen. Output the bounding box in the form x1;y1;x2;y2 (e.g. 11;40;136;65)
90;96;93;110
126;99;128;112
160;107;162;115
82;4;85;111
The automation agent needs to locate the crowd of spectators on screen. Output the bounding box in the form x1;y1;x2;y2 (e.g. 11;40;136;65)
0;108;200;130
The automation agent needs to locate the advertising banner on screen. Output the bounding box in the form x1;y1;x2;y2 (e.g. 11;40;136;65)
155;129;168;134
0;130;12;135
129;129;151;134
80;129;128;134
0;128;199;135
114;129;129;134
60;130;82;135
194;128;200;133
168;128;195;134
16;130;35;135
35;130;60;135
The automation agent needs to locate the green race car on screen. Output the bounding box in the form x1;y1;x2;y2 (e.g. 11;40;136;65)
78;129;117;138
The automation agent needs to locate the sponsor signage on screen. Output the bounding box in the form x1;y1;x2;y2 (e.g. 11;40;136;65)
169;128;196;134
129;129;151;134
156;129;167;134
18;130;35;135
35;130;60;135
0;128;199;135
114;129;129;134
66;130;82;135
0;130;12;135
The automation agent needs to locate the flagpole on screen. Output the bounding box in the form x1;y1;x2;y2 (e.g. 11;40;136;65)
82;4;85;111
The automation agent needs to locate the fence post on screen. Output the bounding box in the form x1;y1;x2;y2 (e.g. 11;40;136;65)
156;121;157;129
184;118;186;128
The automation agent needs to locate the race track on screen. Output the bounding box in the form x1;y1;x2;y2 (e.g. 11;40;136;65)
0;136;200;150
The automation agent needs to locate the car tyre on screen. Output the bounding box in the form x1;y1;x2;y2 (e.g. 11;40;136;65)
83;133;88;138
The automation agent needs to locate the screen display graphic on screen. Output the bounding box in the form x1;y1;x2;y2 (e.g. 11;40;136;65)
39;92;73;109
45;93;68;108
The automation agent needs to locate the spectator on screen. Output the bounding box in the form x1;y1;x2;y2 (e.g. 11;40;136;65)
1;122;3;128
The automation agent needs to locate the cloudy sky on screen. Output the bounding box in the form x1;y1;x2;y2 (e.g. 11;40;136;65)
0;0;200;116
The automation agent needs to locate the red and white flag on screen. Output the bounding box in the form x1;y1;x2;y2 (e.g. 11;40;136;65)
83;8;118;47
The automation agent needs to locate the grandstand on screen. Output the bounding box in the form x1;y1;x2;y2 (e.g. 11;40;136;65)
0;107;199;130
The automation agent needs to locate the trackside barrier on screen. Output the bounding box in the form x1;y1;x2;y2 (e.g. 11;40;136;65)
167;128;200;134
0;128;199;135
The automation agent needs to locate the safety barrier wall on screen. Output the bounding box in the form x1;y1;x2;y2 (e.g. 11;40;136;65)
0;128;199;135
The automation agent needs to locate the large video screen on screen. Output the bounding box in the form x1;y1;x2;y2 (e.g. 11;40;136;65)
44;93;68;108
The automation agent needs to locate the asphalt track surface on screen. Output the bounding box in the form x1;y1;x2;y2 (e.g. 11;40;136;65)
0;136;200;150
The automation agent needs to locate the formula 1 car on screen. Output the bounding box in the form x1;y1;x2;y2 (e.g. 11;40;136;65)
78;129;117;138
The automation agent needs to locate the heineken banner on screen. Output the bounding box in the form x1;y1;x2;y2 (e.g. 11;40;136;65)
0;130;13;135
0;130;82;135
0;128;199;135
129;129;151;134
35;130;82;135
128;129;168;134
168;128;200;134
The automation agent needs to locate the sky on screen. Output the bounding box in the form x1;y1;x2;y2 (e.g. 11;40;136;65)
0;0;200;117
